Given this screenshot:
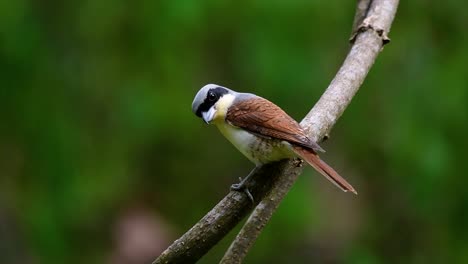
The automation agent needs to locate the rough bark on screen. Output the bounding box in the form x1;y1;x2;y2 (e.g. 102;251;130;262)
154;0;399;263
153;162;299;263
220;1;399;263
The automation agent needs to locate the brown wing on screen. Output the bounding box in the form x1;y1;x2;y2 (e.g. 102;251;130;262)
226;96;324;152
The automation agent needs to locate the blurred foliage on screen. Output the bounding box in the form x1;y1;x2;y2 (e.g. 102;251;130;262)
0;0;467;263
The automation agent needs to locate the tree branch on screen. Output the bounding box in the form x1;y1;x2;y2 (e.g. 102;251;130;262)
221;0;399;263
153;161;298;264
351;0;372;39
154;1;399;263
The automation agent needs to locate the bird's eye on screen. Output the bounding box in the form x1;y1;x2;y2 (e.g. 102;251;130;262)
207;91;217;101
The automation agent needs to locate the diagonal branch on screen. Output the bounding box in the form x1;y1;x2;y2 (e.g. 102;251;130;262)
154;161;298;264
154;0;399;263
221;1;399;262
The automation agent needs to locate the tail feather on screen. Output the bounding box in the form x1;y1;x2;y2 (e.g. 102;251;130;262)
293;146;357;194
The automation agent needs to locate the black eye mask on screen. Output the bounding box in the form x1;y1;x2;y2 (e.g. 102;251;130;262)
195;87;229;117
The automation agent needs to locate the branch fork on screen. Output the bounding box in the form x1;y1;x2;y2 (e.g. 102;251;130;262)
154;0;399;263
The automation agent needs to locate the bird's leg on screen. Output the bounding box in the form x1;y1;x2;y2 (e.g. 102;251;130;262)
231;166;259;190
231;166;260;203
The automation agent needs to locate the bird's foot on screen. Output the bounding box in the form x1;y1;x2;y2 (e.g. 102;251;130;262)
294;158;304;168
230;177;245;190
231;177;254;204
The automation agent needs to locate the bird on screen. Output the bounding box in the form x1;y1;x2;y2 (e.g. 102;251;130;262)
191;84;357;196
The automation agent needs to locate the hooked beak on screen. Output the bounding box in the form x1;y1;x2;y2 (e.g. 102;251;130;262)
202;107;216;124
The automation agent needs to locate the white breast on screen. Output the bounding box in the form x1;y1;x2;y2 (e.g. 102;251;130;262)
215;122;294;165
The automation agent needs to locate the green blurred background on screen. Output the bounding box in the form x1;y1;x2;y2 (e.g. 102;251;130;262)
1;1;467;263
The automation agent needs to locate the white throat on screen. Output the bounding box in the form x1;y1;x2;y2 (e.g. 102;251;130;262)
209;93;236;124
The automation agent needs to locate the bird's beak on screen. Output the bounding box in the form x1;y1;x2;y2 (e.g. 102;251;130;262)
202;107;216;124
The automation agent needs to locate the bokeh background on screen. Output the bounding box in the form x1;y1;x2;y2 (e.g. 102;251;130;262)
1;1;467;263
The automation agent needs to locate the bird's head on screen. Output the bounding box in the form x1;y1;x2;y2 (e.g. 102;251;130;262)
192;84;236;124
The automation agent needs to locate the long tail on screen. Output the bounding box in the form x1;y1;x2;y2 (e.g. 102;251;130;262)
293;146;357;194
